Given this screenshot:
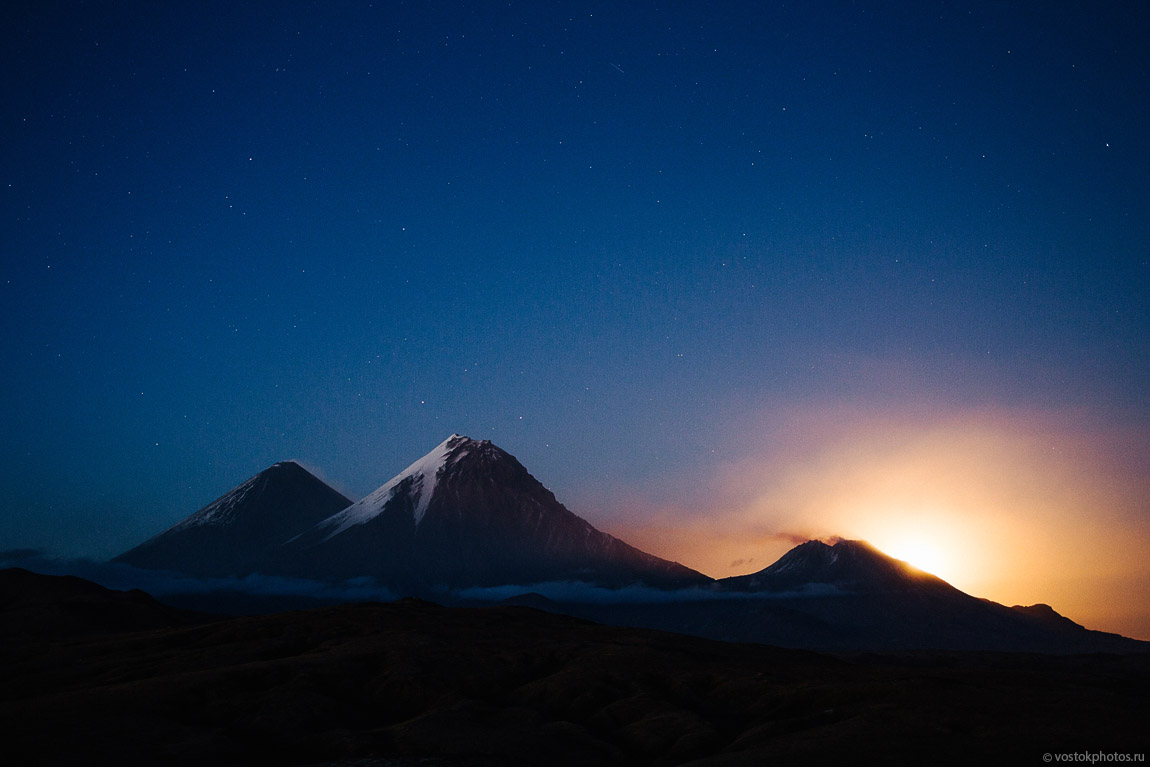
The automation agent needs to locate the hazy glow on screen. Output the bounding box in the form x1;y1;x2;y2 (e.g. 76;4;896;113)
877;531;951;580
605;400;1150;640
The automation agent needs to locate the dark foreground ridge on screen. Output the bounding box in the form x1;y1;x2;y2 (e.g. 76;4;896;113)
0;567;211;641
2;569;1148;767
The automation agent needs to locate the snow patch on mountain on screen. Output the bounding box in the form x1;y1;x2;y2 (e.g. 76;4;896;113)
171;476;260;530
317;435;466;539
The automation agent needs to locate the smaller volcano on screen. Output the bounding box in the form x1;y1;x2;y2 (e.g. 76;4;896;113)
720;538;960;594
113;461;352;577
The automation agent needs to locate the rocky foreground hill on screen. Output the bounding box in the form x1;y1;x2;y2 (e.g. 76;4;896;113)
2;569;1147;766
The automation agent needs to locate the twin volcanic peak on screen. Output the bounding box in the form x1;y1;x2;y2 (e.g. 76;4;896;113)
116;435;707;590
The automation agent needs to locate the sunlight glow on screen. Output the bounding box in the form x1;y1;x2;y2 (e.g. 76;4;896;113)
880;535;950;578
849;511;977;588
613;404;1150;640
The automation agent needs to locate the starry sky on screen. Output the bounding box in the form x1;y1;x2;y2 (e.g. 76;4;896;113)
3;2;1149;636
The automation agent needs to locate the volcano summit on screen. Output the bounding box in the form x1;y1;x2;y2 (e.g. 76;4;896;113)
273;435;706;589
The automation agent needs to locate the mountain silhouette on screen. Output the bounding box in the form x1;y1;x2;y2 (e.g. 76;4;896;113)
113;461;352;577
544;538;1147;653
108;441;1147;653
274;435;707;590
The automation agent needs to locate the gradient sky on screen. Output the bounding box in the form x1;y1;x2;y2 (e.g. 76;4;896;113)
3;2;1148;637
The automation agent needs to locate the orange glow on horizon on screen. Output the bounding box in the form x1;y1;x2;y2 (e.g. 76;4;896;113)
596;402;1150;641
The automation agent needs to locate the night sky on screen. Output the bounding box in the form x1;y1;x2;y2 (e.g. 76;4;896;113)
3;2;1148;637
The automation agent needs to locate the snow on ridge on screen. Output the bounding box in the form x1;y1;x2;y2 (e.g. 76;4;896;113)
318;435;467;539
173;475;261;530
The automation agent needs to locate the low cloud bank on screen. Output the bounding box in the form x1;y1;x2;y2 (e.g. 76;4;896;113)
451;580;843;605
0;551;399;604
1;551;843;608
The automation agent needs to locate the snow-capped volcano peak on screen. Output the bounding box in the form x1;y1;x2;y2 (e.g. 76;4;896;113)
171;474;262;530
112;460;352;578
318;434;473;538
170;460;311;531
278;434;707;589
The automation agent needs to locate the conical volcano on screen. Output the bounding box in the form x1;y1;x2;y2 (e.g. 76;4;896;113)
720;538;962;594
277;435;707;590
113;461;352;577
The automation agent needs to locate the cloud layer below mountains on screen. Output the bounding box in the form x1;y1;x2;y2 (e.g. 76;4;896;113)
0;549;847;610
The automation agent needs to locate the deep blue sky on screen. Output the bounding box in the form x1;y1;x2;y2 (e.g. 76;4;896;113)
2;0;1148;610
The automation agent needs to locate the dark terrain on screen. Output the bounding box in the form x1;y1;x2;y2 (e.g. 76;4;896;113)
2;569;1147;766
